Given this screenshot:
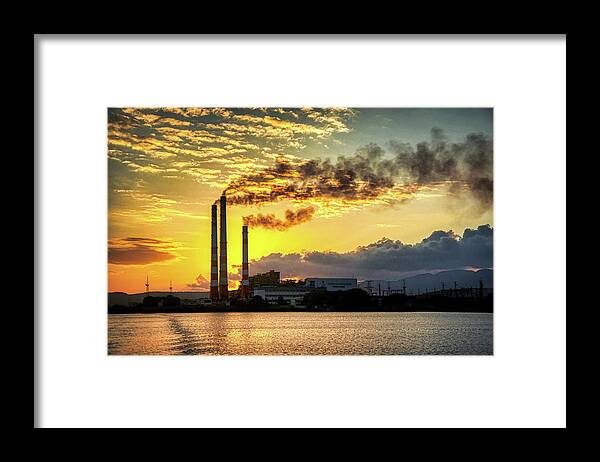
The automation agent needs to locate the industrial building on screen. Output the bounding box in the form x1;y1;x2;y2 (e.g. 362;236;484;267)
252;285;314;306
305;278;357;291
250;278;356;306
249;270;280;288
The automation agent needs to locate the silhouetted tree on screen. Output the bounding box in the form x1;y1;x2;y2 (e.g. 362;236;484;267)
248;295;267;308
302;290;333;308
382;293;408;310
337;288;373;310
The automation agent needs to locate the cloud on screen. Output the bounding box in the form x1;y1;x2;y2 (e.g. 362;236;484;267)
243;206;316;230
108;237;178;265
108;187;208;224
120;237;166;244
107;107;354;188
186;274;210;290
242;224;493;280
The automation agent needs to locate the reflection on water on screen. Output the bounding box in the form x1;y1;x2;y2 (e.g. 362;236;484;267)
108;312;493;356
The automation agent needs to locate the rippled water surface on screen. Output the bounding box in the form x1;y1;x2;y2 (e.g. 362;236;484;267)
108;312;492;355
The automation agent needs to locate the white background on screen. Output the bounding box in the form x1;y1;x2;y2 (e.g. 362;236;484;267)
36;35;566;428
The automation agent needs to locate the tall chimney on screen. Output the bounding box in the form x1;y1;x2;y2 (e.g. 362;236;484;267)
210;204;219;301
219;195;229;300
241;225;249;299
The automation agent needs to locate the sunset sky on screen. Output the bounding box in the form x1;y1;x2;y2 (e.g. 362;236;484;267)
108;107;493;294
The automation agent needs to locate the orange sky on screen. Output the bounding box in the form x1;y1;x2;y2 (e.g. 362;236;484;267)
108;108;493;294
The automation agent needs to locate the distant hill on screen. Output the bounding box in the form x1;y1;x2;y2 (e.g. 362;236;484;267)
108;291;209;307
359;269;493;295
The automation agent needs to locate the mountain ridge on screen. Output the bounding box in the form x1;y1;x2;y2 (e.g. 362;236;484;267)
358;268;493;295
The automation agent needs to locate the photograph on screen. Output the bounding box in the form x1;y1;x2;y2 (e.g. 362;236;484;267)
107;107;494;355
36;34;566;429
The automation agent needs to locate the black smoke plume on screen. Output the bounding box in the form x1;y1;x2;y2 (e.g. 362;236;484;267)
224;128;492;210
243;206;316;231
390;129;493;207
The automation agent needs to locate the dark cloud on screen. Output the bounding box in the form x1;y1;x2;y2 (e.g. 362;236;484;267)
224;128;493;210
243;225;493;280
243;206;316;230
108;237;177;265
108;246;176;265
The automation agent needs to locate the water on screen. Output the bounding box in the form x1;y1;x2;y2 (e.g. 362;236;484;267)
108;312;493;355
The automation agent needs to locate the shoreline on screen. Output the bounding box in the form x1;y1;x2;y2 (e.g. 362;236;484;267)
108;307;493;314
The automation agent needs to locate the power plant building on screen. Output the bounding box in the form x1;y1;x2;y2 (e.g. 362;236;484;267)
305;278;357;292
252;286;313;306
249;270;280;288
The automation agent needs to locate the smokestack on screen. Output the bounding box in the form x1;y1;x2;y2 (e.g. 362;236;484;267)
210;204;219;301
219;195;229;300
241;225;249;299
